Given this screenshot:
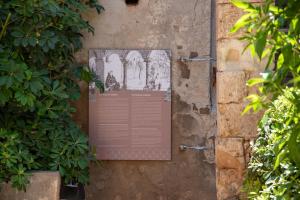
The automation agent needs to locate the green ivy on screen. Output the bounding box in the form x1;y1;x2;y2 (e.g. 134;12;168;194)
244;88;300;199
231;0;300;113
0;0;103;190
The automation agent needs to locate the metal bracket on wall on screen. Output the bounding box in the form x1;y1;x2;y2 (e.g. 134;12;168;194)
178;55;216;62
179;144;209;152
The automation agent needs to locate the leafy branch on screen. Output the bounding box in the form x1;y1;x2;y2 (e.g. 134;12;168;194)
0;0;103;190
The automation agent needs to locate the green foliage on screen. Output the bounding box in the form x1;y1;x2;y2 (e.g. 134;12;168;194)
0;0;103;190
0;129;33;191
244;88;300;199
231;0;300;112
231;0;300;198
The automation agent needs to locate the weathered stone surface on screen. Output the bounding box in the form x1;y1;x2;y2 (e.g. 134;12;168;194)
215;0;265;199
215;138;245;171
1;171;60;200
72;81;88;132
216;0;263;46
75;0;217;199
178;62;191;79
216;169;243;200
176;62;211;108
173;93;191;113
217;39;266;72
217;103;260;139
174;114;201;137
217;71;247;104
216;3;244;40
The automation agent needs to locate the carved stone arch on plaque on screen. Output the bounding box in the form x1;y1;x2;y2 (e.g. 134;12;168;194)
125;50;147;90
147;50;171;91
103;53;124;91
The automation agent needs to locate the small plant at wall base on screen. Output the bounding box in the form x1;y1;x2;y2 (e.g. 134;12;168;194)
0;0;103;191
231;0;300;198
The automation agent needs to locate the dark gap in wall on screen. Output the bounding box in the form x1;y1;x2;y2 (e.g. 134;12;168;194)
125;0;139;5
210;0;217;111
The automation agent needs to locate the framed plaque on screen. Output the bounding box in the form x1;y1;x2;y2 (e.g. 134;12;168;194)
89;49;171;160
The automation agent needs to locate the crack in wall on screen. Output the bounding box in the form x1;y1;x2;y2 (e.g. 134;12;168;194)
192;0;199;27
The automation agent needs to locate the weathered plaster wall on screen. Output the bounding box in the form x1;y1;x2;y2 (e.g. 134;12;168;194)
215;1;263;199
74;0;217;199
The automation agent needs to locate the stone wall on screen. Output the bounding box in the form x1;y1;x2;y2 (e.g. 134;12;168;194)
215;1;263;199
74;0;217;199
73;0;266;199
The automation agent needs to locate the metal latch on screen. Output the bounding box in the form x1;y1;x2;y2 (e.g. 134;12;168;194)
179;144;208;151
178;55;216;62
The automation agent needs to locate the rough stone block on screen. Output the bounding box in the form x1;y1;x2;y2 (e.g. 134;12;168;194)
217;103;260;139
215;137;245;171
1;171;61;200
217;39;267;72
216;168;243;200
217;3;244;40
217;71;247;104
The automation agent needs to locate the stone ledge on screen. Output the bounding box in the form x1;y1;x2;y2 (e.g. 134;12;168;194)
0;171;61;200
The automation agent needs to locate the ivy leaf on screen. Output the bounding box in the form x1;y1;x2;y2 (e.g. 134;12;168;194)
274;149;287;170
288;129;300;169
230;0;250;9
59;165;66;176
247;78;266;87
0;88;11;105
29;80;43;94
11;31;24;38
230;0;255;12
22;39;28;47
254;31;267;60
15;91;35;107
231;13;251;33
243;94;264;114
0;76;13;88
13;38;22;46
0;76;10;86
78;159;88;169
28;37;37;46
277;53;284;69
